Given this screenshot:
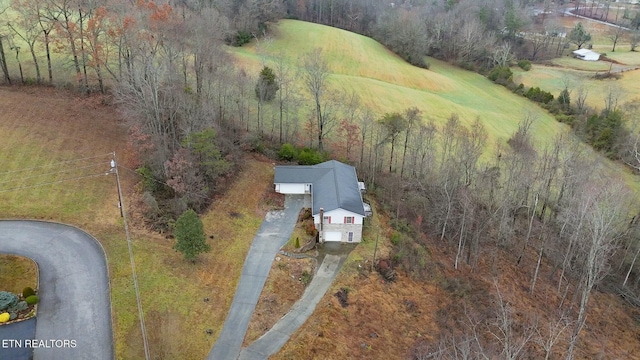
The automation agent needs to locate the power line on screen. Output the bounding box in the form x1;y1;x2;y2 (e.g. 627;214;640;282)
111;153;150;360
0;173;109;193
118;164;213;201
0;161;111;185
0;152;113;176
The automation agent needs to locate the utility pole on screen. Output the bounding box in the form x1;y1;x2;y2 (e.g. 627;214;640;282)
110;155;123;218
110;152;150;360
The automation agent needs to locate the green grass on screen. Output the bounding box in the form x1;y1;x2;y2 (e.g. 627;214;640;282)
0;255;37;294
234;20;640;202
551;57;612;71
232;20;567;150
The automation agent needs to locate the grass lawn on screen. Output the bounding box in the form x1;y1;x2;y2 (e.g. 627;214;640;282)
231;20;567;151
0;87;278;359
0;255;37;294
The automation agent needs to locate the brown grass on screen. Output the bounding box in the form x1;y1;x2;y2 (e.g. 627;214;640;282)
0;255;37;294
273;209;640;360
243;256;316;346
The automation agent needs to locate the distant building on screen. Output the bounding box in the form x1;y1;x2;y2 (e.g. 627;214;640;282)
573;48;601;61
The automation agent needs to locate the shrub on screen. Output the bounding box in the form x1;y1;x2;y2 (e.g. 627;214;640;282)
295;237;300;248
297;148;324;165
8;301;27;313
301;270;312;286
278;143;297;161
136;166;159;192
558;88;571;106
525;87;554;104
25;295;39;305
517;59;532;71
304;222;317;236
488;66;513;85
0;312;9;323
22;287;35;298
0;292;18;311
227;30;253;47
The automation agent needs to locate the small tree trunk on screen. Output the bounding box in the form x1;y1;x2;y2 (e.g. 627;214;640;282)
0;36;12;84
623;244;640;287
44;31;53;84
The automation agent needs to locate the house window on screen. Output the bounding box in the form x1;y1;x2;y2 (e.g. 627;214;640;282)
344;216;354;224
348;232;354;242
324;216;331;224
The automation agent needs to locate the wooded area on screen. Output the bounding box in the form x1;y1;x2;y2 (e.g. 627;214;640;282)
2;0;640;358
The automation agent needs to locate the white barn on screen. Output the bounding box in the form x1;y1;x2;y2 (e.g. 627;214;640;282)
573;48;600;61
274;160;367;243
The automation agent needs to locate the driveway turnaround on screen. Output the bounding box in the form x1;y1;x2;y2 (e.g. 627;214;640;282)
208;195;304;360
238;253;348;360
0;221;113;360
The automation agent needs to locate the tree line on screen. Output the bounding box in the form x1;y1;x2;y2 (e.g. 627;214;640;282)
2;1;640;357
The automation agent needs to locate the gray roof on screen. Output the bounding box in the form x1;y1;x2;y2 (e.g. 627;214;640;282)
274;160;366;216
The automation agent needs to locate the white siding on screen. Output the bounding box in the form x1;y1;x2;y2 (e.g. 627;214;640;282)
313;208;363;225
275;183;308;194
314;208;364;243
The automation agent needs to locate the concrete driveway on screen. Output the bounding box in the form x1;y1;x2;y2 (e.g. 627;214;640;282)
238;252;349;360
208;195;304;360
0;221;113;360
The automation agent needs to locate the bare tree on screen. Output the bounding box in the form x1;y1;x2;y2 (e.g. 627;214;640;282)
631;29;640;51
492;42;513;68
563;177;630;359
400;107;420;178
272;52;294;143
535;311;571;360
575;83;589;114
379;111;407;173
0;5;11;84
603;85;624;113
490;282;535;360
7;1;42;83
300;48;330;151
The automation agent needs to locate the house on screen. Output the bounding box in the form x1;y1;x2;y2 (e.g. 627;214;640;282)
573;48;600;61
274;160;367;243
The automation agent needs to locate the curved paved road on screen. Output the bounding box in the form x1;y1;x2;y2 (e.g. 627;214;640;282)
0;221;113;360
208;195;304;360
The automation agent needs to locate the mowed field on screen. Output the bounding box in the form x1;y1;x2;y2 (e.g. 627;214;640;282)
0;87;279;359
515;15;640;117
232;20;640;197
232;20;568;149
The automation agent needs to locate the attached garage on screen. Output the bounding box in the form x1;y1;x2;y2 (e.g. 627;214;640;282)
324;231;342;242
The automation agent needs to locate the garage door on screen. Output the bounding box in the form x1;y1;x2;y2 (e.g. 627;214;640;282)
324;231;342;242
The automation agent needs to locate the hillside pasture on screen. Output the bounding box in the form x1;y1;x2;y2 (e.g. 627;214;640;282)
233;20;568;151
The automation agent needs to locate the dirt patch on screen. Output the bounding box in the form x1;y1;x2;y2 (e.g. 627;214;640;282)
242;256;316;346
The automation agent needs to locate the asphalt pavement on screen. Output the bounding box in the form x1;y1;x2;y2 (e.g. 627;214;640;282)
207;195;304;360
0;317;36;360
0;221;113;360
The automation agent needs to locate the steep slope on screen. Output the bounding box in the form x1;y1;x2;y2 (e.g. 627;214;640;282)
231;19;568;147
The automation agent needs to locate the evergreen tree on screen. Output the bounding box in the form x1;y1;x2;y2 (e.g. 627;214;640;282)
255;66;279;101
569;22;592;49
174;209;210;262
